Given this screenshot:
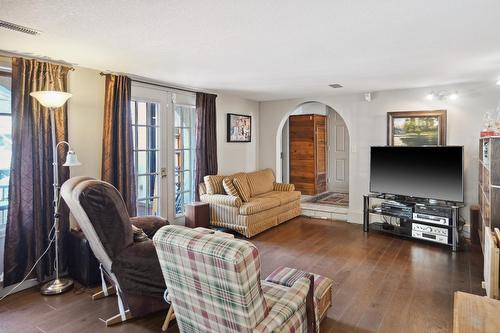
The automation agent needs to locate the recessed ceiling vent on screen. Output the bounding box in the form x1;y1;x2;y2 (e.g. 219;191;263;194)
328;83;343;89
0;20;41;35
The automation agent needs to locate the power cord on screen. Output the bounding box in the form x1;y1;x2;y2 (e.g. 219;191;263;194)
0;224;56;302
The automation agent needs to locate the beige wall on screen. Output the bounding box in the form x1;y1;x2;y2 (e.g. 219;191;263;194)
259;81;500;234
66;69;260;180
67;67;105;179
216;93;260;174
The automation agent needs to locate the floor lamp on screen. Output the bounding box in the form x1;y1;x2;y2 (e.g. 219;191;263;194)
30;90;81;295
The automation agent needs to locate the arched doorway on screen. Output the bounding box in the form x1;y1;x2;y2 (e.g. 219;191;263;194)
278;101;350;210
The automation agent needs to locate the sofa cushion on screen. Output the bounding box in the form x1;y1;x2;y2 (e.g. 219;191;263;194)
239;197;281;215
222;177;240;198
255;190;301;205
247;169;275;196
233;173;251;202
204;175;226;194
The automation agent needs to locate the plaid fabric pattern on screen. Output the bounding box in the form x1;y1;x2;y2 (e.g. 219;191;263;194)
273;182;295;192
246;169;275;196
222;177;240;198
204;175;226;194
233;174;251;202
266;266;334;332
153;226;310;333
255;278;310;333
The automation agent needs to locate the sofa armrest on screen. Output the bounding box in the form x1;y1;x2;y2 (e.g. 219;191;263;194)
273;182;295;192
254;277;310;333
130;216;169;238
200;194;242;208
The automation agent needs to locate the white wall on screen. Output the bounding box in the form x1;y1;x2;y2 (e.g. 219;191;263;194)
259;81;500;230
67;67;105;179
216;93;260;174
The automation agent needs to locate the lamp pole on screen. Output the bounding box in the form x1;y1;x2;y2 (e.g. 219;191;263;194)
29;90;79;295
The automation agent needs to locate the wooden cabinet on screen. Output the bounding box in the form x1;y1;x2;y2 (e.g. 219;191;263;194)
289;114;327;195
479;137;500;245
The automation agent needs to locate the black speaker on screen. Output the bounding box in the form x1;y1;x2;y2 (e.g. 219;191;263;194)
66;229;100;287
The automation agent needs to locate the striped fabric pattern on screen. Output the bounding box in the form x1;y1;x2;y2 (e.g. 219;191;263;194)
246;169;275;196
222;177;240;198
153;226;310;333
203;197;301;238
239;197;281;215
273;182;295;192
200;193;242;207
233;174;251;202
204;175;226;194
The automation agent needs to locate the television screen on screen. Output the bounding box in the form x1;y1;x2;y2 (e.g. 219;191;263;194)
370;146;464;202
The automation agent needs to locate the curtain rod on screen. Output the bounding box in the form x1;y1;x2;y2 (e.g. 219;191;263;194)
100;72;198;94
0;50;75;70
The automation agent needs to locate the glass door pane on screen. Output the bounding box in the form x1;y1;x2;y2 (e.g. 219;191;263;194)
174;104;196;216
131;100;161;217
0;71;12;283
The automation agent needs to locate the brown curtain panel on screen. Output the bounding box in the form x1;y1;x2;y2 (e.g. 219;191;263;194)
101;74;137;216
4;57;70;286
195;92;218;201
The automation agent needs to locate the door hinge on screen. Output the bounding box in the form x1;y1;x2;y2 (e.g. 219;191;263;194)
161;167;167;178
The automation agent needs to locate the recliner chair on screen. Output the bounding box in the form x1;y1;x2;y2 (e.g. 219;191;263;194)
61;176;169;325
153;225;316;333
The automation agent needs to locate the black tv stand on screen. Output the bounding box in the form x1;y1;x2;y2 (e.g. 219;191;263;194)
363;193;463;251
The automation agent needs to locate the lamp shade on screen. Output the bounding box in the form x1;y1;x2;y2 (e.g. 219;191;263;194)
30;91;72;108
63;150;82;167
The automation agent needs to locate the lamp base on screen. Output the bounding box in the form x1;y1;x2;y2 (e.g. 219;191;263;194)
40;278;74;295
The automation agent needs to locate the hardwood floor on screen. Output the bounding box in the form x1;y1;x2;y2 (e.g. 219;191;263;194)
0;217;483;333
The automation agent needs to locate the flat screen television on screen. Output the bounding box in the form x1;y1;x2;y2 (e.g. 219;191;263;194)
370;146;464;202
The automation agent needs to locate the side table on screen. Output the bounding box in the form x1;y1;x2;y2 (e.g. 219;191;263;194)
185;202;209;228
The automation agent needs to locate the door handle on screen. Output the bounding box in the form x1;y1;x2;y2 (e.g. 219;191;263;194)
161;167;167;178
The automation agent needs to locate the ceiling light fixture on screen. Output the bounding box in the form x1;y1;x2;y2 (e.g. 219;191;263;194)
329;83;343;89
496;79;500;86
426;90;458;101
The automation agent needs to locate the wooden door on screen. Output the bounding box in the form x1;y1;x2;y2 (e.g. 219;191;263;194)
289;114;327;195
315;115;327;193
289;115;315;195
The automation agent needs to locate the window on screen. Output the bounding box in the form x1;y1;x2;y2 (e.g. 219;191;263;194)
130;100;160;216
0;70;12;283
174;104;196;216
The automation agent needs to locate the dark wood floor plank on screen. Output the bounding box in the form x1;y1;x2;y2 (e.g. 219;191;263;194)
0;217;484;333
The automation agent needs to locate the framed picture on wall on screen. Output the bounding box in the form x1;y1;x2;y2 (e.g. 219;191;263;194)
227;113;252;142
387;110;447;146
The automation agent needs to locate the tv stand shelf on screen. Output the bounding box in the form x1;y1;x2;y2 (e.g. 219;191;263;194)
363;194;463;251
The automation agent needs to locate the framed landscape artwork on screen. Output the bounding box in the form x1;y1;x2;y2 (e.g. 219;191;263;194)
227;113;251;142
387;110;447;146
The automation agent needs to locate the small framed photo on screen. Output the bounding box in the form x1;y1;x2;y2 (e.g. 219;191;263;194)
387;110;447;146
227;113;251;142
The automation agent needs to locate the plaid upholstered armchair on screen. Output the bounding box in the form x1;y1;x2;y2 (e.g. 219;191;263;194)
153;226;315;333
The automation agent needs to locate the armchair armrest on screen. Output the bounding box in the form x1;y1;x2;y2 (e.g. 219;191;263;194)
200;194;242;208
254;277;310;333
130;216;169;238
273;182;295;192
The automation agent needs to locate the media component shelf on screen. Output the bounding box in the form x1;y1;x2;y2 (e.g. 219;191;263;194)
363;194;463;251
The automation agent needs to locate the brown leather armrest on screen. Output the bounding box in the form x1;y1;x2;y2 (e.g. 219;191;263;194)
130;216;169;238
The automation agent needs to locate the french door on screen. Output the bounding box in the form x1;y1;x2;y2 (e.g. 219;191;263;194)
131;83;196;222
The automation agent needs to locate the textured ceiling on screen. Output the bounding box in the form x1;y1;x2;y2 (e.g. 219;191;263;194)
1;0;500;101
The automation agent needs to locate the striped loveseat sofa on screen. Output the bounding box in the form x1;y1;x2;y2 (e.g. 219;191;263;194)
199;169;301;237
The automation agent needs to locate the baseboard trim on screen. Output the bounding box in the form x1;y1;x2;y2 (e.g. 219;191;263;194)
0;278;39;298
